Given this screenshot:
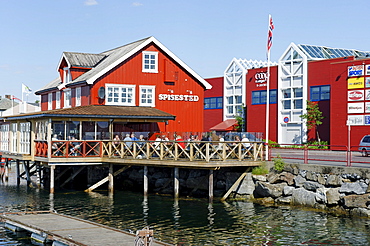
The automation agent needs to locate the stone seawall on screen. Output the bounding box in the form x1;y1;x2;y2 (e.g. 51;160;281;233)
241;162;370;217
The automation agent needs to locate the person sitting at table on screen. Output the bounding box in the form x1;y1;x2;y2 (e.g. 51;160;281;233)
123;134;132;149
69;136;81;156
112;135;121;155
176;135;186;150
52;134;62;156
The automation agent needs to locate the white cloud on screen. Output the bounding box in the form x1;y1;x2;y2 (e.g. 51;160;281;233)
132;2;143;7
85;0;98;6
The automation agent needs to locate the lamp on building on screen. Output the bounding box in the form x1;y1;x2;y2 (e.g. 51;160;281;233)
186;90;193;94
168;89;174;93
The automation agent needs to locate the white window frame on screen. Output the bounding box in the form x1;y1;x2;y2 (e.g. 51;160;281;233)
64;88;71;108
105;84;136;106
63;67;72;84
56;91;61;109
142;51;158;73
139;85;155;107
75;87;81;107
48;93;53;110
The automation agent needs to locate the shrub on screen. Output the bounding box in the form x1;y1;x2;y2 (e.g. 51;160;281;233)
252;163;269;175
273;155;285;173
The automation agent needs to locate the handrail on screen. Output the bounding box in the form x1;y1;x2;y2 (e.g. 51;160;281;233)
38;140;265;163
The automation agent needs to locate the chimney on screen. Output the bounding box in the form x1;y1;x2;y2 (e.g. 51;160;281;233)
5;95;11;99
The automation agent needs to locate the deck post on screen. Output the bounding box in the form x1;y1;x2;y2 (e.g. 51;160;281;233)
174;167;179;198
108;164;114;193
24;161;31;187
4;158;9;181
143;166;148;196
16;160;20;186
50;165;55;194
209;169;214;203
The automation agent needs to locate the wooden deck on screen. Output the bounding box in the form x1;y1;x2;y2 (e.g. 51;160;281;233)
1;211;170;246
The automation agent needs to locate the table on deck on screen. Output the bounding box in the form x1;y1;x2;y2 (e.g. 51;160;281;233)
1;212;169;246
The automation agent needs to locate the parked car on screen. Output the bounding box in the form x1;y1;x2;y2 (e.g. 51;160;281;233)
358;135;370;156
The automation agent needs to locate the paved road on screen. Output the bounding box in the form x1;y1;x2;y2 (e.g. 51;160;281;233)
270;148;370;168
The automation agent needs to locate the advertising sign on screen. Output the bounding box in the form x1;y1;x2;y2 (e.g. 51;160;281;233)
365;115;370;125
348;77;365;89
348;90;364;101
254;72;268;87
348;115;364;125
366;89;370;100
348;102;364;114
366;77;370;88
366;64;370;75
366;102;370;113
348;65;364;77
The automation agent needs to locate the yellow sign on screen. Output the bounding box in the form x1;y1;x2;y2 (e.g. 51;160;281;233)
348;77;365;89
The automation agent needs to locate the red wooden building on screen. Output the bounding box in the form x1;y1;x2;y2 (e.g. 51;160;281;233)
204;43;370;148
35;36;212;135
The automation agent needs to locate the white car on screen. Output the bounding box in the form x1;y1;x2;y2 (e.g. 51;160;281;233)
359;135;370;156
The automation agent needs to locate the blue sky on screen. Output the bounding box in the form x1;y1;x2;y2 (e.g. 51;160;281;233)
1;0;369;103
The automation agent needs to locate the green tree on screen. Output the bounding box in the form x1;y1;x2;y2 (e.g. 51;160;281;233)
300;100;324;142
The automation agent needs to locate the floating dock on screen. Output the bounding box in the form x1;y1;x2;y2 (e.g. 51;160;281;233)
1;211;169;246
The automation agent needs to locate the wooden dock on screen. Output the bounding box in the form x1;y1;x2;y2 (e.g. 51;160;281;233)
0;211;170;246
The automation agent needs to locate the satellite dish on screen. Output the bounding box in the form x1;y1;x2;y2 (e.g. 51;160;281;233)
98;87;105;99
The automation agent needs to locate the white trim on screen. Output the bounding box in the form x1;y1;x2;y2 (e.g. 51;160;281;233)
105;83;136;106
139;85;156;107
75;87;81;106
48;93;53;110
142;51;158;73
56;91;61;109
86;36;212;90
63;88;72;108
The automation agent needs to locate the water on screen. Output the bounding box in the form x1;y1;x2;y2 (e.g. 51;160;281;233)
1;185;370;245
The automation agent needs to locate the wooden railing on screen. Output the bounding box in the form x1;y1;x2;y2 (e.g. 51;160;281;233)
39;140;265;162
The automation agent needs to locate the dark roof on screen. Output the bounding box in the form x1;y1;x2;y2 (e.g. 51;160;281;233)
2;105;175;121
63;52;107;68
0;97;19;110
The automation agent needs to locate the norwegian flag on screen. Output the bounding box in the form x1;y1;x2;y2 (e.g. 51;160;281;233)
267;15;274;53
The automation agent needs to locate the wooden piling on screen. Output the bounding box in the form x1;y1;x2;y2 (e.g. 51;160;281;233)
144;166;148;196
209;169;214;203
50;165;55;194
174;167;179;198
108;164;114;193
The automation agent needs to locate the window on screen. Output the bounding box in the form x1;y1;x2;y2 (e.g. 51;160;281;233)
56;91;60;109
63;68;72;84
204;97;223;109
64;88;71;108
311;85;330;101
48;93;53;110
106;84;135;106
142;51;158;73
251;90;277;105
75;87;81;107
139;85;155;107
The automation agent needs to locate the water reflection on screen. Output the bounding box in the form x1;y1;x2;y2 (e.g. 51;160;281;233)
1;185;370;245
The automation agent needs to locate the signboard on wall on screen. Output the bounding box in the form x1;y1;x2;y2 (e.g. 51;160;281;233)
348;90;364;101
348;115;364;125
366;64;370;75
366;102;370;113
365;115;370;125
348;65;364;77
348;77;365;89
348;102;364;114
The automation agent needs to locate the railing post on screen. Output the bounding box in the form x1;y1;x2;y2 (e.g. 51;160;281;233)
304;145;308;164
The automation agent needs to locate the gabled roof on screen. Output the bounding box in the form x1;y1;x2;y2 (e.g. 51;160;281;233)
0;97;19;110
209;119;238;131
62;52;106;68
2;105;176;121
36;36;211;94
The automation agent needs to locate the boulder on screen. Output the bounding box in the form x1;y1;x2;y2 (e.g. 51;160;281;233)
339;182;368;195
254;181;287;198
283;186;295;196
294;175;306;187
351;208;370;217
343;194;370;208
315;187;328;204
292;188;316;207
303;181;324;191
252;174;267;182
326;175;343;186
235;173;255;195
306;171;318;182
276;196;292;204
326;188;340;205
317;174;326;185
267;172;295;185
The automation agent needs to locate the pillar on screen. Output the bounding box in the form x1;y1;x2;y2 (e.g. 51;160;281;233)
50;165;55;194
108;164;114;193
174;167;179;198
143;166;148;196
16;160;20;186
209;169;214;203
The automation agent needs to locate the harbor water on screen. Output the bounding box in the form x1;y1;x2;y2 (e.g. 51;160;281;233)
1;179;370;245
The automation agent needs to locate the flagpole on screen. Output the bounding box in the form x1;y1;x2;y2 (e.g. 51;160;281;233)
265;14;273;161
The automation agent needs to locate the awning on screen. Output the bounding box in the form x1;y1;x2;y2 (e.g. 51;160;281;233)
209;119;238;131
